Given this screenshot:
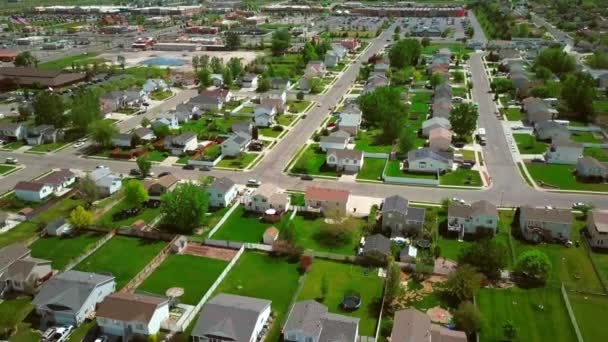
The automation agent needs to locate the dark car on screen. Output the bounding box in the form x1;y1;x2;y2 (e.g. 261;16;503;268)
301;175;314;181
129;168;142;176
158;171;172;177
183;164;195;170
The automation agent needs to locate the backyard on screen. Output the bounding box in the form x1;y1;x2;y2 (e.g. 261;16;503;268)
138;254;228;305
97;199;163;229
583;147;608;162
568;292;608;342
29;232;104;270
290;214;363;255
440;169;483;187
525;162;608;192
513;134;548;154
212;205;284;243
504;107;523;121
354;129;392;153
214;252;301;342
571;131;604;144
297;259;384;336
74;235;166;289
356;157;386;181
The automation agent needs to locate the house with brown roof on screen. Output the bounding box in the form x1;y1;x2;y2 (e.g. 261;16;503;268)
587;209;608;249
428;127;452;151
391;309;467;342
519;206;573;243
0;67;86;90
13;168;75;203
144;174;179;199
96;292;169;338
447;200;499;237
245;183;290;213
304;187;350;214
326;148;364;173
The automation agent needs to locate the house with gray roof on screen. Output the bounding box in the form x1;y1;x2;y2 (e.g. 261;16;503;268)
269;77;291;90
232;121;254;136
338;113;362;136
45;217;73;237
90;167;122;196
363;74;389;94
133;127;156;142
422;117;451;137
33;270;116;326
0;256;51;296
320;135;348;152
326;148;364;173
407;148;454;173
192;294;271;342
535;120;569;141
164;132;198;156
283;300;359;342
576;157;608;179
0;243;30;276
221;132;251;157
26;125;63;146
522;97;553;124
586;209;608;249
519;206;573;243
545;137;583;165
151;113;179;130
391;309;467;342
382;195;426;236
207;177;238;208
510;71;530;97
100;90;144;114
361;234;391;261
0;122;27;141
447;200;499;237
434;83;452;99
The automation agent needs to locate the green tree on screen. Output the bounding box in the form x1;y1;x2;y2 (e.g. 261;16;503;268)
226;32;241;50
443;264;483;304
384;261;403;310
69;205;93;229
430;73;445;88
160;183;209;233
271;29;291;56
421;37;431;47
491;78;514;94
228;57;243;78
454;301;484;336
316;209;358;247
210;57;223;74
458;238;508;280
514;249;552;285
33;91;67;127
141;117;151;127
296;91;305;101
137;155;152;177
453;71;465;83
398;127;415;155
256;77;271;92
222;67;234;87
389;39;421;69
14;51;38;67
534;48;575;75
197;67;212;88
89;119;118;148
449;103;479;139
199;55;210;69
534;66;552;82
153;125;170;139
301;42;319;64
76;175;99;209
70;88;101;133
561;72;596;121
191;56;199;71
309;77;324;94
124;179;149;208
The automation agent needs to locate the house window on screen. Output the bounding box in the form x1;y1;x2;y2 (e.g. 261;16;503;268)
136;323;144;330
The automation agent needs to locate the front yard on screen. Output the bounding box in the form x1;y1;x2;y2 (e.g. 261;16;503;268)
287;100;312;113
215;153;258;169
571;131;604;144
525;162;608;192
27;142;69;153
138;254;228;305
297;259;384;336
583;147;608;161
290;144;338;177
212;205;282;243
440;169;483;187
30;232;104;270
146;150;169;162
150;89;173;101
356;157;386;181
513;134;548;154
504;107;523;121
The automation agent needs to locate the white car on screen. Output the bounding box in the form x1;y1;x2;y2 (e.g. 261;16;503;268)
77;137;88;143
5;157;18;164
73;142;85;148
572;202;588;210
247;179;261;186
451;197;466;204
50;325;73;342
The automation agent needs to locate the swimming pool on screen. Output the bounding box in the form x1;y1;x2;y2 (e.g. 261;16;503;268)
140;57;186;66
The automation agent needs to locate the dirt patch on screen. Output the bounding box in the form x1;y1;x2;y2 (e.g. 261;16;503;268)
182;243;238;261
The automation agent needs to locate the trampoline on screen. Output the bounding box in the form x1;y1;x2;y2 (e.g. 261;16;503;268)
340;294;362;311
416;238;432;249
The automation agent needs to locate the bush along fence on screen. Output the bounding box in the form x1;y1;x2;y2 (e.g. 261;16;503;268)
63;230;115;271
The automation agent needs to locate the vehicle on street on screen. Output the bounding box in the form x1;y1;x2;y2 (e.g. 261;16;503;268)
130;169;142;176
77;138;88;143
476;127;487;145
96;165;108;169
247;179;262;186
301;175;314;180
452;197;466;204
199;166;210;171
183;164;195;170
42;327;56;341
5;157;18;164
73;142;85;148
572;202;588;210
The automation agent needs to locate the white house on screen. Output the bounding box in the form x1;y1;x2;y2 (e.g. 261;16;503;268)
338;113;362;136
326;148;364;173
254;104;277;127
242;73;259;89
447;200;499;237
45;218;73;237
320;135;348;151
545;138;583;165
407;148;454;173
519;206;573;242
90;167;123;196
151;113;179;130
283;300;359;342
207;177;238;208
221;132;251;157
96;292;169;339
14;181;54;203
245;183;290;213
0;122;27;141
142;78;169;95
164;132;198;156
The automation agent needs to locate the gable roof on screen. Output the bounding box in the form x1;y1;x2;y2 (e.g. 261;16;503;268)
0;243;30;272
383;195;409;214
36;169;75;186
589;210;608;233
96;292;168;323
408;148;453;163
209;177;236;193
305;187;350;204
449;200;497;219
363;234;391;256
520;206;572;224
577;156;607;171
327;148;363;161
14;181;47;192
1;257;50;282
283;300;327;336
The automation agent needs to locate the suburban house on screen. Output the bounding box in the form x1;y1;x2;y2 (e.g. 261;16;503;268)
576;157;608;179
510;71;530;96
100;90;144;114
0;243;30;276
341;38;359;52
324;50;341;68
45;218;73;237
283;300;359;342
304;187;350;214
0;256;52;296
361;234;391;261
522;97;553;124
391;309;467;342
0;122;27;141
519;206;573;243
33;270;116;326
191;294;271;342
175;103;201;122
90;167;122;196
422;117;451;137
246;183;290;213
221;132;251;157
261;97;286;114
232;121;254;136
142;78;169;95
407;148;454;173
305;60;326;77
428;127;452;151
545;137;583;165
164;132;198;156
326;148;364;173
320;135;348;152
151;113;179;130
254;104;277;127
192;89;232;111
434;83;452;99
381;195;426;236
586;209;608;249
96;292;170;339
363;74;389;94
374;62;390;73
535;120;570;141
269;77;291;90
13;169;75;202
144;174;179;199
263;226;279;245
338;113;362;136
25;125;63;146
112;133;133;148
133;127;156;142
431;98;452;119
241;73;259;88
207;177;238;208
447;200;499;237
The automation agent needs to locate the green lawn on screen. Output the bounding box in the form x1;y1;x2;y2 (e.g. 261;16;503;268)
237;106;254;114
212;205;281;243
571;131;604;144
568;292;608;342
460;149;476;161
97;199;162;229
287;100;312;113
138;254;228;305
277;115;297;126
2;140;26;150
0;164;17;175
589;251;608;289
291;144;338;177
289;193;305;206
30;232;104;270
297;259;384;336
0;297;34;338
75;235;166;289
440;169;483;187
421;43;470;55
356;157;386;181
150;90;173;101
27;142;68;153
505;107;523;121
216;153;258;169
525;163;608;192
146;150;168;162
583;147;608;161
593;100;608;114
38;52;102;70
215;252;301;342
290;215;363;255
478;287;577;342
260;127;283;138
177;115;251;138
355;129;392;153
513;134;548;154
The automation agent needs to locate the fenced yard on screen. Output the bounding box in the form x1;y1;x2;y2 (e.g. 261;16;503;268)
30;232;105;270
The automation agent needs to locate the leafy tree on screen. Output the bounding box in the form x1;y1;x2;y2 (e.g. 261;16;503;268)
534;66;552;82
514;249;552;285
458;238;508;280
160;183;209;233
222;68;233;87
454;301;484;336
430;73;445;88
89;120;118;148
357;86;406;127
443;264;483;304
441;197;452;213
124;179;149;208
70;89;100;133
153;125;170;139
197;67;212;88
421;37;431;47
309;78;324;94
534;48;575;75
296;91;305;101
271;29;291;56
256;77;271;92
137;155;152;177
398;127;415;155
315;209;358;247
33;91;67;127
491;78;514;94
228;57;243;78
384;261;403;310
394;25;401;34
210;57;223;74
389;39;421;69
561;72;596;121
191;56;199;71
141;117;151;127
453;71;465;83
586;51;608;69
199;55;210;69
226;32;241;50
301;42;319;64
17;105;31;121
69;206;93;229
76;175;99;208
449;103;479;139
14;51;38;67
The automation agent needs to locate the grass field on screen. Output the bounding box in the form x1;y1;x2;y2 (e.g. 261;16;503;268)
260;127;282;138
30;232;104;270
505;107;523;121
525;163;608;192
138;254;228;305
513;134;548;154
146;150;168;162
290;144;338;177
212;206;280;243
214;252;300;342
583;147;608;162
355;129;392;153
297;259;384;336
478;287;577;342
290;215;363;255
97;199;162;229
440;169;483;187
216;153;257;169
287;100;312;113
568;292;608;342
277;115;297;126
571;131;604;144
0;164;16;175
38;52;103;70
356;157;386;181
75;236;166;289
0;297;34;338
27;142;68;153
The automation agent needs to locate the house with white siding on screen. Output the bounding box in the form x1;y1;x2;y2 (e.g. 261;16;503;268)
97;292;169;339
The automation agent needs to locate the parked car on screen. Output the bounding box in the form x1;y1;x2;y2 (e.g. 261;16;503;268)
452;197;465;204
73;142;85;148
45;325;73;342
5;157;18;164
183;164;195;170
301;175;314;180
130;169;142;176
247;179;262;186
199;166;210;171
572;202;589;210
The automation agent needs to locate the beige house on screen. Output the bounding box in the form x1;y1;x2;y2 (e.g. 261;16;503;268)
245;183;290;213
428;127;453;151
587;209;608;249
304;187;350;215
